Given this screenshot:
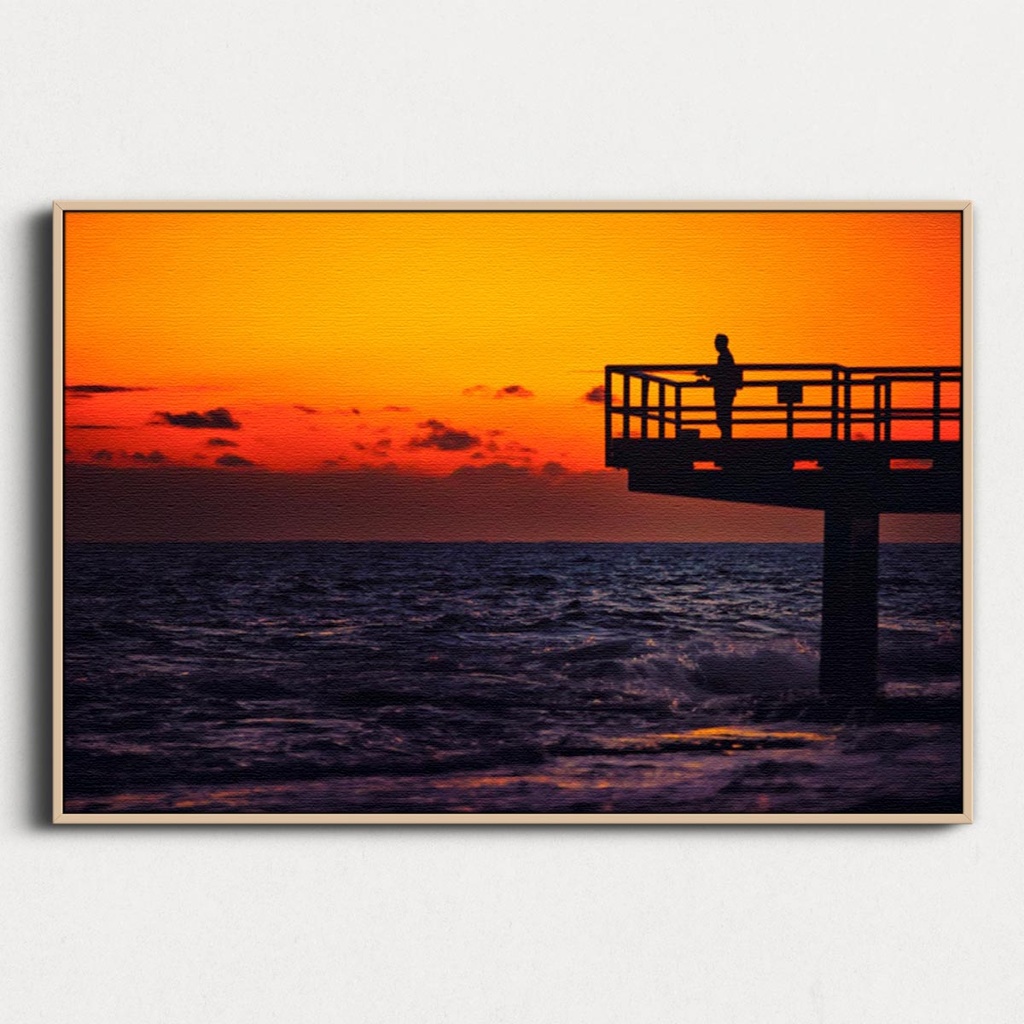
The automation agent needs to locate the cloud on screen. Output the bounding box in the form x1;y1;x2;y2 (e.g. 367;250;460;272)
207;437;239;447
91;450;113;462
352;437;394;456
130;451;166;464
383;405;411;412
464;384;534;399
481;438;537;465
66;384;150;393
294;405;318;414
64;463;954;544
155;407;241;430
215;454;256;467
583;385;606;404
408;419;481;452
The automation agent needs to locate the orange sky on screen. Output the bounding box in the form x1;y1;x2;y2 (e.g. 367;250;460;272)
62;210;962;541
64;210;961;469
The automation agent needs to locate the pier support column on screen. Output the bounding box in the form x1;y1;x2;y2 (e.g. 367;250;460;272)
820;508;879;702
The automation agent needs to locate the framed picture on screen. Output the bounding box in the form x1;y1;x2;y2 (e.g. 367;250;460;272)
54;202;971;823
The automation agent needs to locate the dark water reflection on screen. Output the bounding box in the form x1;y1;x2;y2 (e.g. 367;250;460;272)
63;542;962;813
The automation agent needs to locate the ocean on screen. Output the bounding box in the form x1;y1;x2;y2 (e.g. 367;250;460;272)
62;542;963;814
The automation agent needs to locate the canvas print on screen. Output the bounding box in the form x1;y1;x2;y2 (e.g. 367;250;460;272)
56;203;969;822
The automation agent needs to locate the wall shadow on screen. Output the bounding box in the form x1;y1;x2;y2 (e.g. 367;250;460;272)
26;208;53;828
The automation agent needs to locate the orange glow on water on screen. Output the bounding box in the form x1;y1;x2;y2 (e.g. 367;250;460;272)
681;727;834;743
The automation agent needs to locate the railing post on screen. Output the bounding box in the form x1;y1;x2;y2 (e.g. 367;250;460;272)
844;370;852;441
872;380;881;442
623;374;631;439
957;373;962;442
830;368;839;440
674;383;682;437
933;370;942;441
885;380;892;441
658;382;666;438
640;378;650;439
604;367;613;448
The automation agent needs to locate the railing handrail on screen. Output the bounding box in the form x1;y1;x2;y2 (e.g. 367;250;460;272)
607;362;960;374
605;361;961;444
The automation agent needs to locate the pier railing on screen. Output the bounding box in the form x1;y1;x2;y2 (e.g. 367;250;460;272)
604;363;962;445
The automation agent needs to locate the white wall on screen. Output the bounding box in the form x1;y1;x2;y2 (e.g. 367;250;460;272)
3;3;1020;1021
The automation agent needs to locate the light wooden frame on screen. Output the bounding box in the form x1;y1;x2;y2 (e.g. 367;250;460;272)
53;201;973;825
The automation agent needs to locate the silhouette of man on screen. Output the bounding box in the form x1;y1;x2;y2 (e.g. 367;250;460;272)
698;333;743;439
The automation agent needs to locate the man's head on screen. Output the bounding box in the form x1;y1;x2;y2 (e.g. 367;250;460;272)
714;333;729;353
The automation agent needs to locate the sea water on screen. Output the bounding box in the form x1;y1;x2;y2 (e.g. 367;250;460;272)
63;542;962;814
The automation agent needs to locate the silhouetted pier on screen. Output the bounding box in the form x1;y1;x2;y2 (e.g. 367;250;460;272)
604;362;963;701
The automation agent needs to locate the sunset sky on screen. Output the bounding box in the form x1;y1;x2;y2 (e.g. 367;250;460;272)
63;209;963;541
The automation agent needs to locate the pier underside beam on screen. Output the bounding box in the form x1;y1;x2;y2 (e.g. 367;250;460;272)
820;508;879;702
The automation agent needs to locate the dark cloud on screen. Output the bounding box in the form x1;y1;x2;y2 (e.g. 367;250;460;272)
583;385;606;404
294;405;318;415
448;461;530;480
91;450;113;462
463;385;534;399
66;384;150;394
541;461;568;477
68;424;118;430
408;419;481;452
215;454;256;468
383;405;411;412
64;463;955;544
207;437;239;447
130;451;166;464
155;407;241;430
484;438;537;466
352;437;392;457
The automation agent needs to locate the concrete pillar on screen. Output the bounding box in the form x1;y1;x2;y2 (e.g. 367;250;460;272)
820;508;879;702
